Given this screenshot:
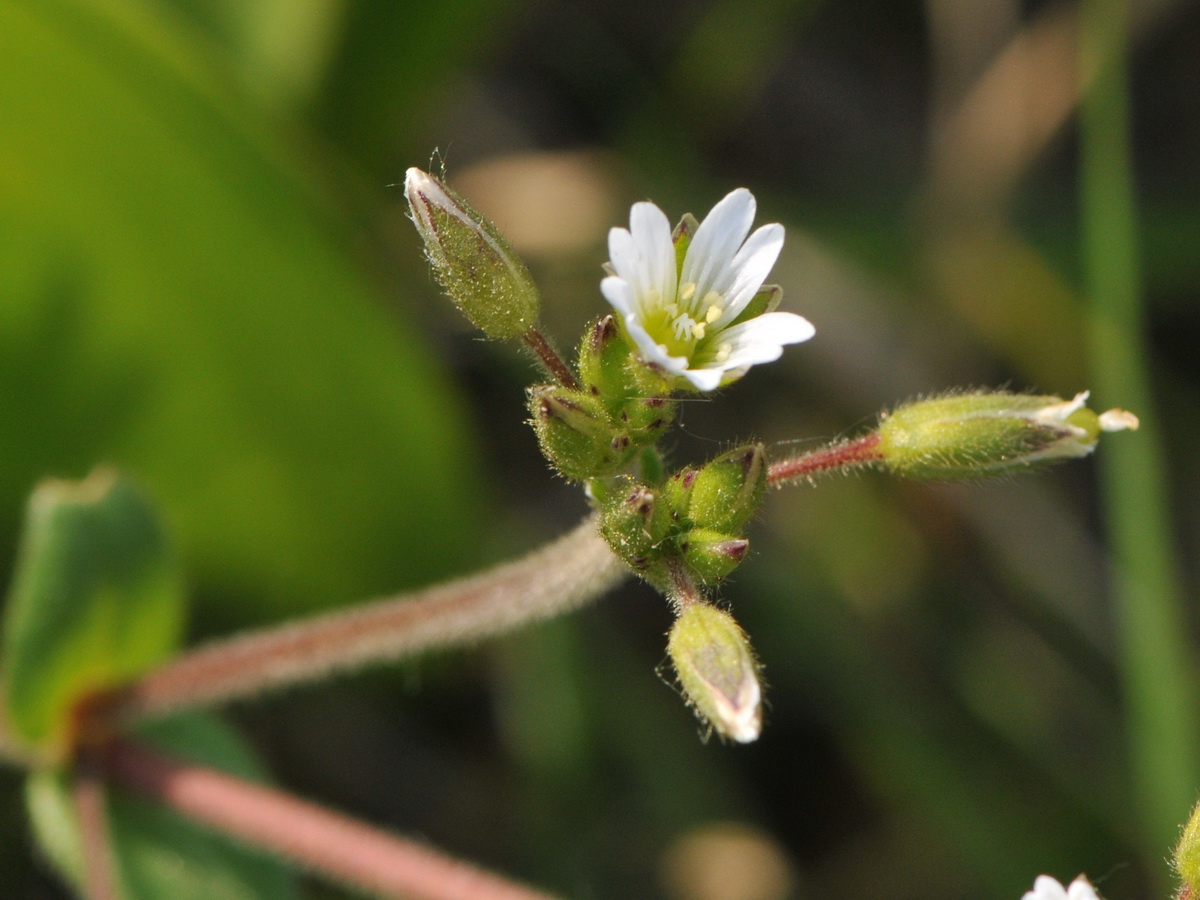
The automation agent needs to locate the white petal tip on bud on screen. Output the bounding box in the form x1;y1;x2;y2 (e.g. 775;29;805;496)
716;686;763;743
1031;392;1089;427
1098;409;1139;432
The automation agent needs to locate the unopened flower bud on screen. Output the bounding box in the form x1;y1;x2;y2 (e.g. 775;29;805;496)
578;315;634;399
679;528;750;584
877;391;1138;481
667;604;762;743
405;167;540;339
528;385;633;480
687;444;767;534
598;476;673;570
1176;799;1200;895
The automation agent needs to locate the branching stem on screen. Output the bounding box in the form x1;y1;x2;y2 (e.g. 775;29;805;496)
98;737;563;900
113;515;623;723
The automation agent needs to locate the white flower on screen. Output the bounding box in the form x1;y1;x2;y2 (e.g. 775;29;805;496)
1023;875;1102;900
601;188;814;391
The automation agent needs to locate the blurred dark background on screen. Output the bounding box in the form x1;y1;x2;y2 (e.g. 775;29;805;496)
3;0;1200;897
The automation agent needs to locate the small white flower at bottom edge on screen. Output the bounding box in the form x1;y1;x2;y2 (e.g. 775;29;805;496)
600;188;814;391
1023;875;1102;900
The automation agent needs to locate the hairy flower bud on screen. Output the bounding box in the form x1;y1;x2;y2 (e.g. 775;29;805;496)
667;604;762;743
687;444;767;534
405;167;540;339
1176;800;1200;895
578;315;634;399
678;528;750;584
597;477;673;571
528;385;634;480
877;391;1138;481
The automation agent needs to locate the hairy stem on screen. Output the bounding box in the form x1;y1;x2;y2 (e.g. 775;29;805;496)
665;560;703;615
767;433;883;487
115;515;623;722
522;327;580;390
99;738;563;900
74;758;118;900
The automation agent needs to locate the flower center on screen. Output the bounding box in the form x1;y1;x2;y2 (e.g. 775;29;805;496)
645;285;725;359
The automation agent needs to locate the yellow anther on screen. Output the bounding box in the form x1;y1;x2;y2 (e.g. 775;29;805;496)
715;343;732;362
702;290;722;309
705;304;722;324
679;282;697;301
692;322;707;340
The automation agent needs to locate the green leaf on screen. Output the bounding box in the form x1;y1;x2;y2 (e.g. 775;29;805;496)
26;713;298;900
3;469;185;752
0;0;481;623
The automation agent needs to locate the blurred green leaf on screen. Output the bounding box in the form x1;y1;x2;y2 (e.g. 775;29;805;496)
312;0;526;174
26;713;298;900
3;469;184;751
0;0;481;622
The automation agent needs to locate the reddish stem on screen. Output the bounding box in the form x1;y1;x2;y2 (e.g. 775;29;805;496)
99;738;563;900
522;327;580;390
767;433;884;486
112;515;621;721
665;559;703;615
74;759;118;900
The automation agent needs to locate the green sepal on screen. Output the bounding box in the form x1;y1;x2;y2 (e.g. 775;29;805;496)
687;444;767;534
663;467;698;522
617;395;675;438
598;477;674;571
672;213;700;273
3;469;186;754
528;385;634;480
678;528;750;585
26;713;298;900
728;284;782;328
578;315;635;401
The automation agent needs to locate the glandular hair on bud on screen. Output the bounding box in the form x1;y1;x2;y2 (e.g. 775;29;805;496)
405;167;540;340
667;604;762;743
877;390;1138;481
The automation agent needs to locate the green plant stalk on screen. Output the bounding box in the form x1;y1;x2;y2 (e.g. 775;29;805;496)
1080;0;1199;858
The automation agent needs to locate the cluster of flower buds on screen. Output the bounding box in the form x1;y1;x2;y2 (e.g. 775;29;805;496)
405;166;1139;743
591;444;765;586
528;316;676;480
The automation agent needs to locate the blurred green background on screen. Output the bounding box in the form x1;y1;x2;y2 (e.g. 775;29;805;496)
3;0;1200;897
